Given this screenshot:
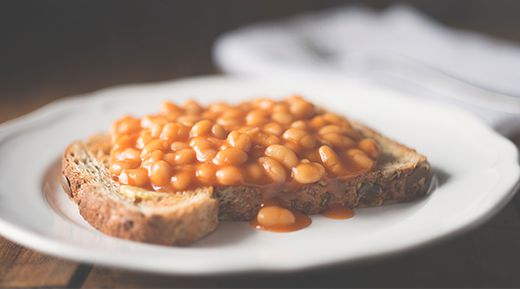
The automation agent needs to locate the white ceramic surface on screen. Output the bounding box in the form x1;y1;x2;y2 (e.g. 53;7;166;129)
0;76;518;275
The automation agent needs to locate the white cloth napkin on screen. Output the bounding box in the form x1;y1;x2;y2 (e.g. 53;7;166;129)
214;4;520;137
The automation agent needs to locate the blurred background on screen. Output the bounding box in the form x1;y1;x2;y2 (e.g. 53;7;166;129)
1;0;520;123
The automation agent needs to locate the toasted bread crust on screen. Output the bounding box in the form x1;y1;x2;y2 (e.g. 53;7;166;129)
62;141;218;245
62;122;432;244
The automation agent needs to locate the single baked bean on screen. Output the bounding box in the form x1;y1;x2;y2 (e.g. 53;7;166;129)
116;148;141;162
323;113;343;124
150;122;164;138
272;111;293;125
161;101;181;115
255;98;275;110
195;163;217;184
114;116;140;135
347;149;374;169
110;161;137;176
190;120;213;137
318;125;343;135
211;124;227;139
290;120;307;129
265;144;298;168
216;166;243;185
292;162;325;184
318;145;344;175
170;141;189;151
263;122;284;136
308;115;327;129
259;157;287;183
177;115;200;126
245;162;264;182
140;139;166;158
213;147;248;166
190;137;214;150
160;123;189;142
227;131;252;151
171;170;193;190
320;133;355;148
125;167;149;187
150;160;172;186
257;206;296;227
136;130;153;149
289;99;314;118
246;109;268;126
113;135;134;151
282;128;306;142
358;138;379;159
183;99;202;114
173;148;196;165
194;147;217;162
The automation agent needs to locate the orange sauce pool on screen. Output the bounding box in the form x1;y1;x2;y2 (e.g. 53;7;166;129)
250;199;312;232
321;205;355;220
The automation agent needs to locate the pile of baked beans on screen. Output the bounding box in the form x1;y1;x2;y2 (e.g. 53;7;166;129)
109;96;379;192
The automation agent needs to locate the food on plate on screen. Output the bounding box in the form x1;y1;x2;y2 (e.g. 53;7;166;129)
62;96;432;245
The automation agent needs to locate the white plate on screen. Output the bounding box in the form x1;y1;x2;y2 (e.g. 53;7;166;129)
0;76;518;275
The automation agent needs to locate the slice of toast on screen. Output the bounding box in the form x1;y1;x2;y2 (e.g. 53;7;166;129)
62;123;432;245
62;136;219;245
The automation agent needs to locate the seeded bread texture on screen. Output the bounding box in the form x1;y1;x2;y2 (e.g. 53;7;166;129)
62;123;432;244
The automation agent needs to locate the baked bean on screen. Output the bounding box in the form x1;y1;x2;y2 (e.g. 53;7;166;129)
213;148;248;166
255;98;275;110
150;122;165;138
308;115;326;129
318;125;343;135
136;130;153;149
290;120;307;129
150;160;172;186
124;168;149;187
292;162;325;184
265;144;298;168
208;102;230;113
173;148;196;165
190;120;213;137
259;157;287;183
216;166;243;185
320;133;355;148
110;160;137;176
283;128;316;148
177;115;200;126
323;113;343;124
161;123;189;142
161;101;181;114
113;135;134;151
257;206;296;227
227;131;252;151
289;99;314;118
194;147;217;162
116;148;141;162
284;141;300;154
140;139;166;158
195;163;217;184
190;137;213;150
114;116;140;135
318;145;344;175
245;162;264;182
183;99;202;114
170;141;189;151
358;138;379;159
171;170;193;190
272;111;293;125
273;103;290;113
263;122;284;136
211;124;227;138
347;149;374;169
246;109;268;126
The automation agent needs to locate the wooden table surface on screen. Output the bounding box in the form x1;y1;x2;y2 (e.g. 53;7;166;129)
1;1;520;288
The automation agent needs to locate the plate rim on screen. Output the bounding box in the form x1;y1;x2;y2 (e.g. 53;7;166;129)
0;75;519;275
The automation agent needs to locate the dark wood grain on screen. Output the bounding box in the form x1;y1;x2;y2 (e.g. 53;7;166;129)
0;237;84;288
